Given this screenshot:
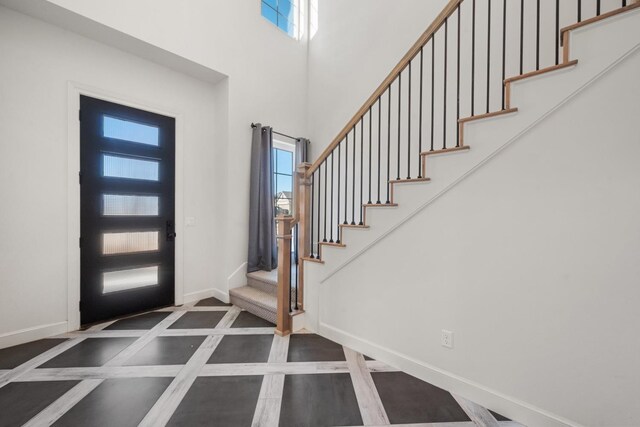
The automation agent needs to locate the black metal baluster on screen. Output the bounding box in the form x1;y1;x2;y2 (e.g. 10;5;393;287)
537;0;541;70
337;141;341;242
502;0;507;109
578;0;582;22
520;0;524;75
294;222;298;310
397;73;402;180
386;87;392;204
329;150;334;243
359;119;364;225
289;252;292;312
486;0;491;114
418;47;424;177
310;172;315;258
343;133;349;225
471;0;476;116
444;18;448;149
623;1;627;7
323;161;327;243
407;62;412;179
555;0;560;65
377;96;382;203
456;6;461;146
597;0;601;15
316;166;322;257
368;108;373;203
431;38;435;151
351;126;356;224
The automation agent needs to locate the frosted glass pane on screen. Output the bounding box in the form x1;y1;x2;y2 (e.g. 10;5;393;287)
103;116;159;146
103;231;159;255
103;194;159;216
103;266;158;294
103;155;159;181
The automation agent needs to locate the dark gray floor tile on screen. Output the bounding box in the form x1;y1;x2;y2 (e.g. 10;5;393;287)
167;376;263;427
123;336;205;366
168;311;226;329
207;335;274;364
195;297;230;307
53;377;172;427
287;334;346;362
0;381;79;427
231;311;275;328
0;339;68;369
105;312;170;330
371;371;470;424
39;338;136;368
279;373;362;427
490;409;511;421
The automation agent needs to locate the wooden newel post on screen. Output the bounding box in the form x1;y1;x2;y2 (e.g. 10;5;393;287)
296;163;312;310
275;215;293;336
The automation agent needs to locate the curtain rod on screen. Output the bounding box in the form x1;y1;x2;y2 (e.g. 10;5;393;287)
251;123;306;142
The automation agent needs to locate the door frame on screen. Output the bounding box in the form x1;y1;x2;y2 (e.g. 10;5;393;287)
66;81;185;331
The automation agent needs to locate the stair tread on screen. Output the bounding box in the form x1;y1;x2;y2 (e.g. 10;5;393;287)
339;224;370;229
390;177;431;184
229;286;277;311
421;146;470;156
319;241;346;247
458;108;518;123
504;61;578;84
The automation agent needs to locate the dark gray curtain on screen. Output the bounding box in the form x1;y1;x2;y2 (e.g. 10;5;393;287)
247;124;277;272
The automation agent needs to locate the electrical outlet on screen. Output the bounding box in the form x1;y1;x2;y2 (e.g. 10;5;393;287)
441;329;454;349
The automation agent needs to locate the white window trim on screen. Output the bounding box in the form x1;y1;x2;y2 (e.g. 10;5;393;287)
273;138;296;153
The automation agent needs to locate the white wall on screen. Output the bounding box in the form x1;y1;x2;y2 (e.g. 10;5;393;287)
307;0;448;156
7;0;311;296
308;33;640;427
0;6;227;341
0;0;310;343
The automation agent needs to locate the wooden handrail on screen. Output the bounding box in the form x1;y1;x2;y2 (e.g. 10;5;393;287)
306;0;463;178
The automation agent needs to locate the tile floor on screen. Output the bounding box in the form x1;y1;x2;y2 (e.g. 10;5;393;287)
0;298;524;427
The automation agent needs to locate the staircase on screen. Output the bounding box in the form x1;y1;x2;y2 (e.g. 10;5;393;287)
300;0;640;268
229;270;278;325
252;0;640;336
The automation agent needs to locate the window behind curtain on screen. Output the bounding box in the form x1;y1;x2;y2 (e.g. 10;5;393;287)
273;147;294;216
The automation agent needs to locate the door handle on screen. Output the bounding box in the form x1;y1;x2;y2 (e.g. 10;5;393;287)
166;220;177;241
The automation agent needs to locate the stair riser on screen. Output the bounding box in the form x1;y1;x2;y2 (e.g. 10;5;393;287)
229;295;277;324
247;276;277;296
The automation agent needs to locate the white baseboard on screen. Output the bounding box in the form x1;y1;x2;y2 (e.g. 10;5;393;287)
291;312;306;332
183;287;229;305
227;262;247;290
1;288;230;350
319;322;581;427
0;321;68;350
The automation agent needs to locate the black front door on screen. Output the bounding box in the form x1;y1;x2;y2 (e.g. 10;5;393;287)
80;96;176;325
